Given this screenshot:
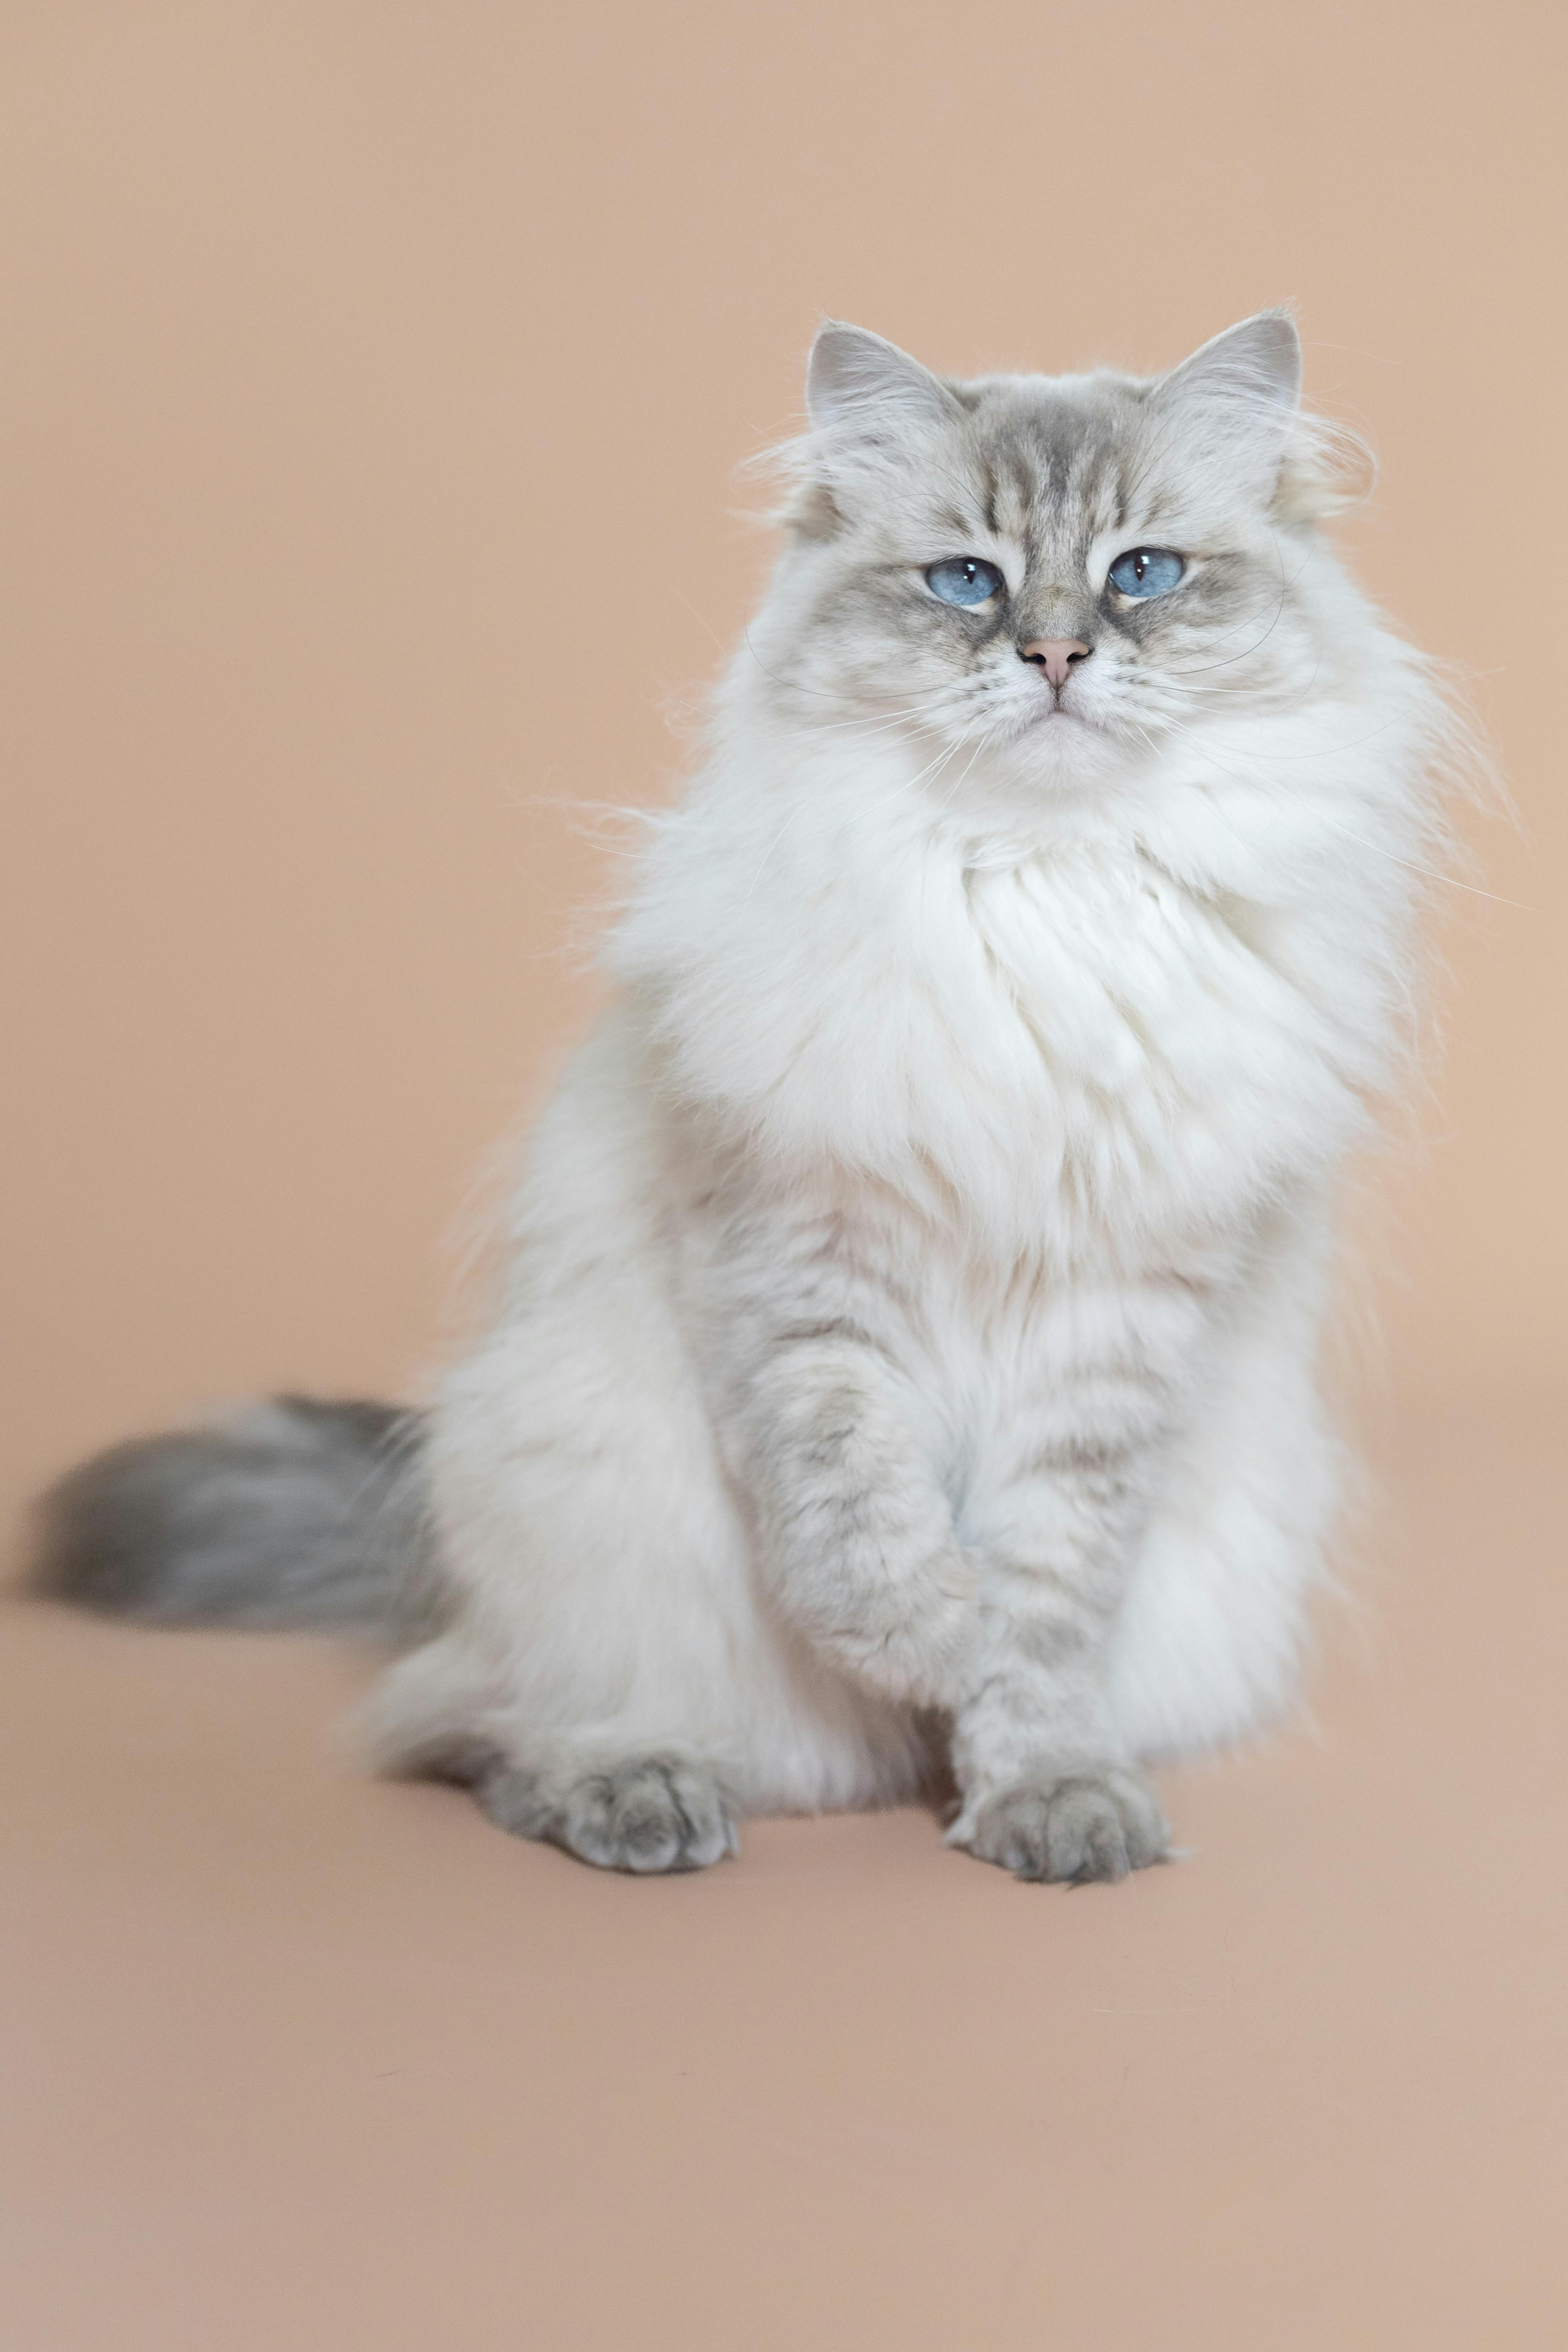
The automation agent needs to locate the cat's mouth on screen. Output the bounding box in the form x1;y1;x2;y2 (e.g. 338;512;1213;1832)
1015;693;1097;736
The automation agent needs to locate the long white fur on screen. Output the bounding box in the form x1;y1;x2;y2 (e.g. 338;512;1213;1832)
365;313;1458;1878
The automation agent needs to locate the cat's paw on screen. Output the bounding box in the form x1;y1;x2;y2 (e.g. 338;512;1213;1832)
950;1767;1170;1885
479;1752;739;1874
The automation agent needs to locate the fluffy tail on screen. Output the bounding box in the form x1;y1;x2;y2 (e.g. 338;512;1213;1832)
29;1395;438;1637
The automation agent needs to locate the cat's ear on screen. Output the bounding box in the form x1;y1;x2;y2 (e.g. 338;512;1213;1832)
1148;310;1303;502
1156;310;1303;415
805;323;958;438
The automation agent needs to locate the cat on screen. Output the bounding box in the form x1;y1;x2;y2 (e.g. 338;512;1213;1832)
33;310;1462;1884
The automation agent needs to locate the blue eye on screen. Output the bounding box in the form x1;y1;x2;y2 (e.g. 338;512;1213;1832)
925;557;1005;608
1108;546;1184;599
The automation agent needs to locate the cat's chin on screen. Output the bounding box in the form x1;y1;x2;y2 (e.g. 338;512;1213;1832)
1006;700;1114;767
965;702;1142;805
998;695;1101;747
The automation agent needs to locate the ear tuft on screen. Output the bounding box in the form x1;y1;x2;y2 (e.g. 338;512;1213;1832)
804;322;957;434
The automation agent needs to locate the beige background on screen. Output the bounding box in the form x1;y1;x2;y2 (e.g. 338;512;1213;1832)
3;5;1565;2349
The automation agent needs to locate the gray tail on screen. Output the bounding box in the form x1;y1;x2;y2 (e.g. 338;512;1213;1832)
28;1395;438;1637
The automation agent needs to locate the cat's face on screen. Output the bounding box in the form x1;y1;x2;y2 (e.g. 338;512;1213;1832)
758;313;1334;789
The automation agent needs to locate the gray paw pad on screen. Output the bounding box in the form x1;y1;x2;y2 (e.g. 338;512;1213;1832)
960;1768;1170;1885
480;1754;738;1874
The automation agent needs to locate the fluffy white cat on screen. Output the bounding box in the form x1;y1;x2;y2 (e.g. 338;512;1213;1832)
38;311;1460;1883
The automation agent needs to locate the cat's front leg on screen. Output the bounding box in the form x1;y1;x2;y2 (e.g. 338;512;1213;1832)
740;1328;977;1709
947;1460;1172;1885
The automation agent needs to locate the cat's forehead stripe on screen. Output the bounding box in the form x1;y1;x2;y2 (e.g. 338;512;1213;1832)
944;382;1140;555
976;455;1000;541
933;502;977;543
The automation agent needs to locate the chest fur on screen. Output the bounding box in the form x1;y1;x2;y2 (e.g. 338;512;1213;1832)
640;822;1371;1267
960;854;1355;1213
781;847;1366;1261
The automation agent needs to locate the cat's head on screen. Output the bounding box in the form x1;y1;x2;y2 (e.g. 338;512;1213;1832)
753;311;1351;787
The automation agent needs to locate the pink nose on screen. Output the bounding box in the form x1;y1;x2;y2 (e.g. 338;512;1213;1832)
1019;638;1090;690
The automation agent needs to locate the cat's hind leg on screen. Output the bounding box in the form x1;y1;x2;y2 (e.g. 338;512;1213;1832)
362;1631;746;1872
